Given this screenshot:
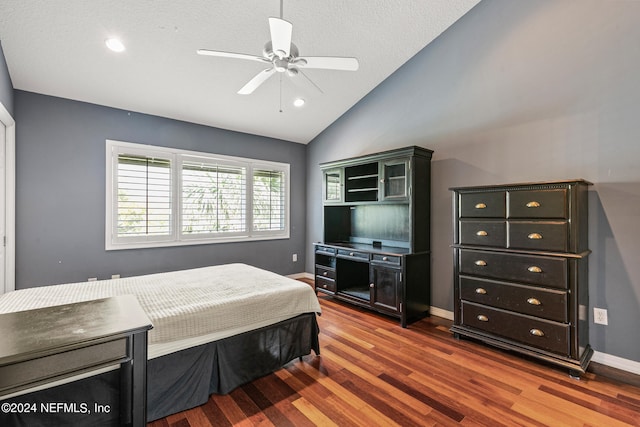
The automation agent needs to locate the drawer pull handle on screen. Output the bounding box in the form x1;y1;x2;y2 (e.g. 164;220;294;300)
527;297;541;306
382;256;388;261
323;284;328;289
475;203;487;209
475;288;487;295
526;201;541;208
475;260;487;267
477;315;489;322
528;233;543;240
349;252;355;256
530;328;545;337
369;283;375;288
323;271;328;276
476;230;488;236
527;266;542;273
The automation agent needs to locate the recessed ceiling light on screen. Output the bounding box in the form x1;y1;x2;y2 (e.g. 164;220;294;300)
293;98;305;107
105;38;125;53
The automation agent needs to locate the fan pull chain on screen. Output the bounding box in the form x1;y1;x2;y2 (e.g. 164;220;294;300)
279;74;283;113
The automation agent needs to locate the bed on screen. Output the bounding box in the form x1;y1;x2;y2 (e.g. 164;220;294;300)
0;263;321;425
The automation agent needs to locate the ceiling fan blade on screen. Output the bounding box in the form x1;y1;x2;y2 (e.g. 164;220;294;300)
268;17;293;58
197;49;269;63
295;56;359;71
238;68;276;95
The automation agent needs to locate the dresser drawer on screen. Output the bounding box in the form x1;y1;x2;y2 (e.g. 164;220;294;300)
459;220;506;247
337;249;370;261
508;189;568;219
461;302;570;356
316;276;336;293
315;265;336;280
371;254;401;266
508;221;568;252
459;191;506;218
0;338;128;392
315;245;336;256
459;276;568;322
459;249;568;289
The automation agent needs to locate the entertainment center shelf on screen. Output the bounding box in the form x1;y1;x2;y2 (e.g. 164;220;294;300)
315;146;432;327
344;162;380;202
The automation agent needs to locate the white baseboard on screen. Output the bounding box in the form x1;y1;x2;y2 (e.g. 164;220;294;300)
592;351;640;375
429;306;454;321
288;272;313;280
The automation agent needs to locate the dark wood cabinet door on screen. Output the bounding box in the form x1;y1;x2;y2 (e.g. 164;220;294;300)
370;264;401;313
323;169;343;203
380;158;409;201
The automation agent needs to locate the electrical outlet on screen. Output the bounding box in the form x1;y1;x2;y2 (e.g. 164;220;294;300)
594;307;608;325
292;253;298;262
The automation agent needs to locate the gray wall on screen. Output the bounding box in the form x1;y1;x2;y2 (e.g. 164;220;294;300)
15;90;306;288
0;41;13;115
306;0;640;363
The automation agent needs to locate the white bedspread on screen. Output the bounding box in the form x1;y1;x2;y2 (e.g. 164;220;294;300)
0;264;321;357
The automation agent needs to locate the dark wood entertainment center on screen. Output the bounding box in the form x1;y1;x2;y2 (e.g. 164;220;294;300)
314;146;432;327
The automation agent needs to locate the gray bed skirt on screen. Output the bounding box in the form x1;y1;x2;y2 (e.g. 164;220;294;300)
0;312;320;426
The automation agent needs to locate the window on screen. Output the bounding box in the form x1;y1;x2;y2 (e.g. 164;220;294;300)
253;169;285;233
106;140;289;250
181;158;246;236
117;154;172;238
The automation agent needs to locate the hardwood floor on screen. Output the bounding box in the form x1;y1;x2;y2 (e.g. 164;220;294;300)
149;294;640;426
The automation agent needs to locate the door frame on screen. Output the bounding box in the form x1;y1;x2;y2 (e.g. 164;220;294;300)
0;101;15;293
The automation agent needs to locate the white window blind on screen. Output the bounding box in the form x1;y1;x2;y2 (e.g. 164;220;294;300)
116;154;172;238
106;140;290;250
253;169;285;232
181;160;246;235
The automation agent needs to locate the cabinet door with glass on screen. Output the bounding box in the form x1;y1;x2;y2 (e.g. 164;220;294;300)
380;158;409;201
323;168;343;204
370;264;401;314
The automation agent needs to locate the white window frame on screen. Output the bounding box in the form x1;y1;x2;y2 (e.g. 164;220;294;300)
106;140;290;250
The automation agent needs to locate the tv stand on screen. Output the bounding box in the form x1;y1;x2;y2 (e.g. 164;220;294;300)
315;146;433;327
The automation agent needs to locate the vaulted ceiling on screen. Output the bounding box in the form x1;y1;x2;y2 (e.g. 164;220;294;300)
0;0;481;143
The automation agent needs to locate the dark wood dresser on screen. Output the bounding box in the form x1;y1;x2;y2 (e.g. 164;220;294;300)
450;180;592;377
0;295;153;426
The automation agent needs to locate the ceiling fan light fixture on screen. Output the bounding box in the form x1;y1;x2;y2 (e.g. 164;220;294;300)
105;38;125;52
197;9;358;96
293;98;305;107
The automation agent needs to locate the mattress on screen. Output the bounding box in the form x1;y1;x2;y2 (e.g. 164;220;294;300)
0;263;321;359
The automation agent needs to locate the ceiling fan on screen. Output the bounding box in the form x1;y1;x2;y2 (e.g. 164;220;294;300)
196;3;359;95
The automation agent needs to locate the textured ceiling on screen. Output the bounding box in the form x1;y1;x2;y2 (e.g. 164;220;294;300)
0;0;480;144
